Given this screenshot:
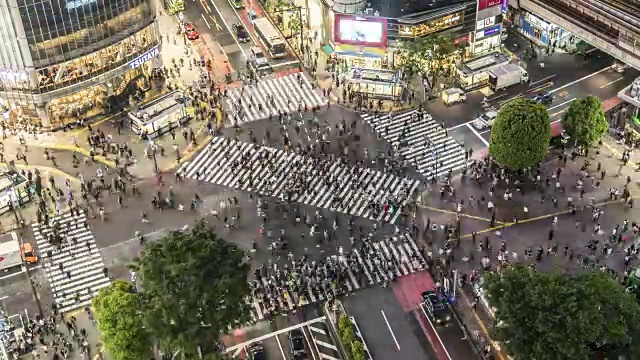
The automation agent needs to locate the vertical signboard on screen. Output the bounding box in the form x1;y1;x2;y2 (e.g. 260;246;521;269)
472;0;504;54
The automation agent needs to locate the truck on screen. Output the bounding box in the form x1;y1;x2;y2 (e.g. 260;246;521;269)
488;63;529;91
0;232;37;272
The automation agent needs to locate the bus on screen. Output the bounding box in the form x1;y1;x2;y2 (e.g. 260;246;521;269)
228;0;244;9
253;18;287;59
165;0;184;13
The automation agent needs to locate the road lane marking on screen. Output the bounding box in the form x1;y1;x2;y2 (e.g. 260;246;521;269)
600;77;624;88
529;74;556;86
302;326;319;360
201;14;211;29
209;15;222;31
381;310;401;351
419;305;452;359
199;0;210;12
549;66;610;94
498;93;523;105
467;123;489;146
275;334;287;360
548;98;575;111
225;316;327;353
446;120;474;131
208;0;248;61
315;339;337;350
550;108;568;117
529;82;553;93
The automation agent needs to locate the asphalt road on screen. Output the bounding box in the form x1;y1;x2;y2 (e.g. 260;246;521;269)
344;287;433;360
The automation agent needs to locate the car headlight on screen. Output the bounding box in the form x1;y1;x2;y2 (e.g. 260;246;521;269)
446;316;451;321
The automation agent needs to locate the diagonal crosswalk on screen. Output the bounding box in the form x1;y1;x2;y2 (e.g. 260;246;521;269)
250;233;427;320
361;109;467;178
225;73;328;125
31;211;110;314
178;137;420;224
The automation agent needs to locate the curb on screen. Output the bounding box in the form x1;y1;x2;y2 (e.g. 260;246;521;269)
321;302;351;360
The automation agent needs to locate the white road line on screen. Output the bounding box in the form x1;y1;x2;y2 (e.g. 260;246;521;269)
420;304;452;360
224;316;327;353
0;268;25;280
320;353;340;360
0;295;8;301
530;74;556;86
275;334;287;359
548;98;575;111
467;123;490;146
102;228;168;249
208;0;248;61
446;120;473;131
271;60;301;68
201;14;211;29
302;326;319;360
381;309;401;351
309;325;327;335
549;66;611;94
600;77;624;88
315;339;337;350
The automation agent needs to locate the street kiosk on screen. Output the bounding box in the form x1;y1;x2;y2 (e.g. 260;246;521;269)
128;90;191;139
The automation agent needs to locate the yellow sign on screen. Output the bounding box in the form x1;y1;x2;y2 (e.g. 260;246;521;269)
399;12;464;37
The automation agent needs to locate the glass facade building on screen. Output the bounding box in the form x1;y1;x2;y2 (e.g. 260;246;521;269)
0;0;160;128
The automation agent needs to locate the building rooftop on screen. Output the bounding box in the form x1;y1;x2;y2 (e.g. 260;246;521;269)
130;90;187;125
371;0;472;20
459;52;511;76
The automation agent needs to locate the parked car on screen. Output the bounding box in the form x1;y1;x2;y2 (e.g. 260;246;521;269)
233;23;250;42
473;110;498;129
184;23;199;40
250;46;269;68
247;342;266;360
288;329;306;358
533;91;554;105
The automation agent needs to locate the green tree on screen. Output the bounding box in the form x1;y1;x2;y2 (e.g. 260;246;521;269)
398;34;457;94
135;221;252;358
92;280;152;360
484;265;640;360
351;340;366;360
561;95;608;147
489;98;551;170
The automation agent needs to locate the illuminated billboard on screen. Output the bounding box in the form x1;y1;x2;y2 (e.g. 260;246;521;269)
478;0;502;11
398;12;465;38
334;14;388;47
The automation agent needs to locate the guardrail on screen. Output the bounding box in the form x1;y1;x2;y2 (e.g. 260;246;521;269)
349;316;373;360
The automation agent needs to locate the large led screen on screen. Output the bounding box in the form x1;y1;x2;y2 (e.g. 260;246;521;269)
334;14;387;47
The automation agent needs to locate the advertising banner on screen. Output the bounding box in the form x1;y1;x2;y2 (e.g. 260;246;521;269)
397;12;465;38
478;0;502;11
334;14;387;47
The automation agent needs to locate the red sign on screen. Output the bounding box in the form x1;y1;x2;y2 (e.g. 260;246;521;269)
455;35;469;45
478;0;502;11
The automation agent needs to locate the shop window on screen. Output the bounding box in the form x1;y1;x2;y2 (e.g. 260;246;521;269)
533;27;542;40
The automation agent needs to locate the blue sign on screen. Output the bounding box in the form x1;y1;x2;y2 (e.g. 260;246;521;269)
483;25;501;37
502;0;508;15
129;47;159;70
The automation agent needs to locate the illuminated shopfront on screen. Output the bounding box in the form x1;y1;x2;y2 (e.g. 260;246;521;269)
516;12;566;46
0;0;159;129
395;12;465;38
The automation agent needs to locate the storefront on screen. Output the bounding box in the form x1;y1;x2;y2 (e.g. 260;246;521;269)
516;12;566;46
0;23;161;130
323;43;391;70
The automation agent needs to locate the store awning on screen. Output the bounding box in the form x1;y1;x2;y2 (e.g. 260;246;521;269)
333;44;386;58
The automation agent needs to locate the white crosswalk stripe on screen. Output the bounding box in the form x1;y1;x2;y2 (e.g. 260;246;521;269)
31;211;110;314
249;233;426;320
178;137;420;224
225;73;327;125
361;109;467;178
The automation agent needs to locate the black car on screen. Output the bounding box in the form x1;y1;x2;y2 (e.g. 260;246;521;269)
288;329;306;358
232;23;250;42
248;342;266;360
533;92;554;105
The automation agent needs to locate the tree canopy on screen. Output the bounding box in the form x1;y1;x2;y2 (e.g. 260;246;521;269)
398;35;458;92
561;95;608;147
92;280;152;360
489;98;551;170
135;221;252;357
484;265;640;360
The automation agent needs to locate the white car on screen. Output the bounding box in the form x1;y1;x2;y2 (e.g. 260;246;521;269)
473;111;498;129
612;63;628;72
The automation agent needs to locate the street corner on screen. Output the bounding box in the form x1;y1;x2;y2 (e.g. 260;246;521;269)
447;123;489;153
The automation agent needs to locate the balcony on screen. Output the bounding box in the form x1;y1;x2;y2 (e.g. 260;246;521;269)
520;0;640;69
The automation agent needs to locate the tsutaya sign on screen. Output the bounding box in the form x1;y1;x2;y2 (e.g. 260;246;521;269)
129;47;160;70
520;0;640;70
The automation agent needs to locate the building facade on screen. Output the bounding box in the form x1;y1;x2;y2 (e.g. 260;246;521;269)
0;0;161;128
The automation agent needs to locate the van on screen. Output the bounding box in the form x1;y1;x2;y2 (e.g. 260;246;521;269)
442;88;466;105
250;47;269;68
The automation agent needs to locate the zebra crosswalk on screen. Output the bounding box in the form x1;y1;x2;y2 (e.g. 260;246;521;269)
31;211;110;314
178;137;420;224
250;233;426;320
225;73;327;125
361;109;467;178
